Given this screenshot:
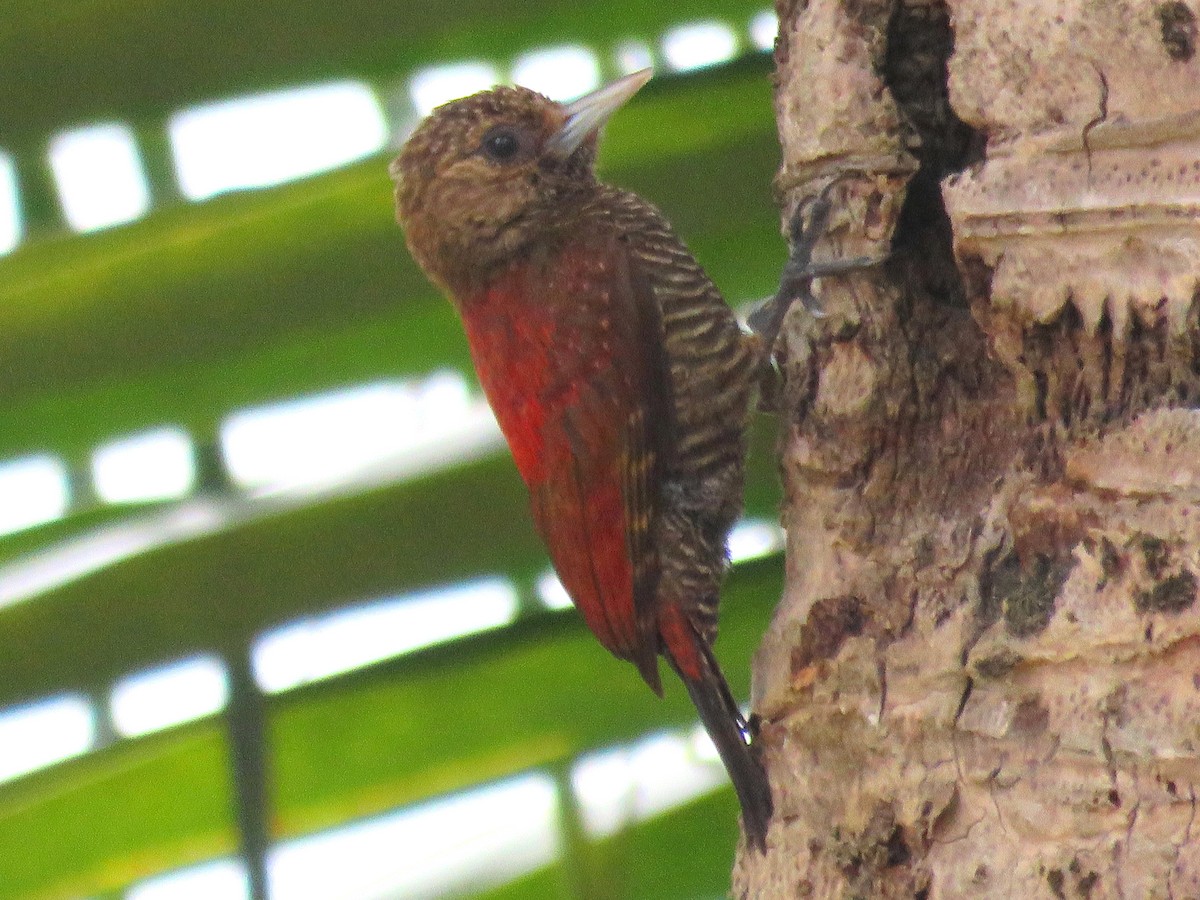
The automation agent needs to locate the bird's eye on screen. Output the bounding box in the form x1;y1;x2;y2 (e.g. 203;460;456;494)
481;126;522;163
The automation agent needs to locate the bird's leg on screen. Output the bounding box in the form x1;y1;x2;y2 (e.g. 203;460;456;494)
748;191;887;351
746;194;835;352
749;183;887;411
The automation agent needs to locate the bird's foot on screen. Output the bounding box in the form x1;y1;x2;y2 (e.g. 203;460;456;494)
748;192;888;346
749;183;888;413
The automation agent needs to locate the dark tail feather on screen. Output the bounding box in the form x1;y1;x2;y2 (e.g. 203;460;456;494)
673;638;773;853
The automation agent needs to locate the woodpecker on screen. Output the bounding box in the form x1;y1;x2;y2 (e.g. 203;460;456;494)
392;69;793;852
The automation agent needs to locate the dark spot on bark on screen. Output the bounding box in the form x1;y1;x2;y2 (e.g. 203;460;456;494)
914;534;936;568
1047;868;1067;899
977;545;1008;626
982;549;1072;637
1076;870;1100;898
793;595;867;671
914;889;930;900
1140;535;1171;579
831;804;924;896
972;864;989;883
1158;1;1197;60
1012;697;1050;738
1033;370;1049;420
1099;537;1122;586
1108;788;1121;807
953;676;974;725
974;649;1022;679
1137;570;1197;613
1102;684;1128;726
960;255;996;307
1167;779;1178;795
885;825;910;867
833;838;862;879
1012;554;1071;635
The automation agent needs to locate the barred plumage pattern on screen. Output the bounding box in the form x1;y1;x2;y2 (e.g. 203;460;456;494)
582;186;758;643
588;187;757;471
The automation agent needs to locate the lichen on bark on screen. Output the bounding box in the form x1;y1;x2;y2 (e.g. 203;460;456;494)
737;1;1200;897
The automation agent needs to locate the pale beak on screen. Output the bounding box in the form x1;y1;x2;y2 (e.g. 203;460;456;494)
545;68;653;159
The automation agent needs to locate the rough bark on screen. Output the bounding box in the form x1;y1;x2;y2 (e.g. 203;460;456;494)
736;1;1200;897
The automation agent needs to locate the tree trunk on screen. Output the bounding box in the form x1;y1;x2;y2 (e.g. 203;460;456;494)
735;1;1200;897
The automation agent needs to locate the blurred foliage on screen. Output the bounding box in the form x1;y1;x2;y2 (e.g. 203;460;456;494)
0;0;765;142
0;560;779;898
0;3;785;898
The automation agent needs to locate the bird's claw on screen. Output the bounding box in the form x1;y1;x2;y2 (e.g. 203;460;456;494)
750;189;887;348
751;183;889;414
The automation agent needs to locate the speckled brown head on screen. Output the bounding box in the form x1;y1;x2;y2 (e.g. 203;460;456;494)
391;69;652;298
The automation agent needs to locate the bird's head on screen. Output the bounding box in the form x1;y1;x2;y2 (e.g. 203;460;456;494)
392;68;652;297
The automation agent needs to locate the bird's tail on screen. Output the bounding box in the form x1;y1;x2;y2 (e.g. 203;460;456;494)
659;605;773;853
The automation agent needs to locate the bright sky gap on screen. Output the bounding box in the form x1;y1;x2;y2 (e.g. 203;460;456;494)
512;45;601;101
48;123;151;232
660;20;740;72
251;578;520;694
110;656;230;738
750;9;780;51
615;40;655;75
92;427;197;505
571;729;727;837
126;859;250;900
0;151;21;253
220;373;480;492
266;774;560;900
0;695;95;785
0;455;70;538
0;373;505;613
169;82;387;200
124;777;559;900
408;61;501;116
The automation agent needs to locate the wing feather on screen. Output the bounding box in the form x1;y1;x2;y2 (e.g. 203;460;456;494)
465;232;671;691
